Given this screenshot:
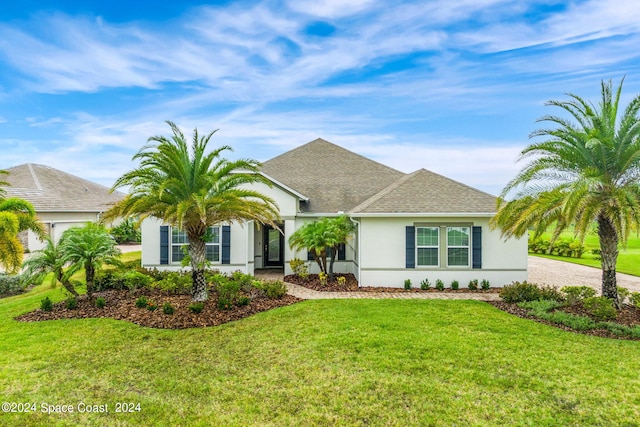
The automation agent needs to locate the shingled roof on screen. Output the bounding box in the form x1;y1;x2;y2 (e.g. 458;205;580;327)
351;169;497;214
261;138;405;213
3;163;124;212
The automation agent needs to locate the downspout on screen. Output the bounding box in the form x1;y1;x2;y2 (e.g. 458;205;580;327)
349;216;361;286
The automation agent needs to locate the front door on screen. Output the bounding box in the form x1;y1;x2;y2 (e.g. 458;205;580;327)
263;225;284;267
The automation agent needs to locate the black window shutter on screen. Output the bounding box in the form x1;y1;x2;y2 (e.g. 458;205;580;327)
472;226;482;269
406;226;415;268
222;225;231;264
338;243;346;261
307;250;314;261
160;226;169;265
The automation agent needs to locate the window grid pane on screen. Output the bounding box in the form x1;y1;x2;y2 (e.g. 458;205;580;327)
416;227;439;267
417;227;438;246
171;226;221;264
417;248;438;266
447;227;470;267
447;227;469;246
448;248;469;266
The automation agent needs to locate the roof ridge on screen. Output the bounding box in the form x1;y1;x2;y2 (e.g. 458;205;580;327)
27;163;43;190
350;170;419;213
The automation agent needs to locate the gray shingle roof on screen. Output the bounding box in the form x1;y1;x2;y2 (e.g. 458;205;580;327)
351;169;497;214
3;163;124;212
261;138;405;213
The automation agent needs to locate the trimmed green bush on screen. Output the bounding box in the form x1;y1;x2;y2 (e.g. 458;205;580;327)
95;297;106;309
481;279;490;290
40;296;53;312
65;297;78;310
162;302;175;315
263;281;287;299
499;281;540;303
420;279;431;290
0;274;24;296
468;279;478;290
404;279;412;290
583;296;616;321
135;296;148;308
435;279;445;291
561;286;596;304
188;302;204;314
450;280;459;290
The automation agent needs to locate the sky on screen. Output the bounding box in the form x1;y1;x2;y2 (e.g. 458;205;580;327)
1;0;640;196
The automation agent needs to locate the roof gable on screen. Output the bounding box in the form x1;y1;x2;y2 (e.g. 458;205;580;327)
351;168;497;214
261;138;405;213
3;163;124;212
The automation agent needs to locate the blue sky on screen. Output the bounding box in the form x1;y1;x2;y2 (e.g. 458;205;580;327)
1;0;640;195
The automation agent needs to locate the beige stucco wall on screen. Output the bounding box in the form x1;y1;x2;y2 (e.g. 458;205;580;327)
141;217;250;274
357;216;527;288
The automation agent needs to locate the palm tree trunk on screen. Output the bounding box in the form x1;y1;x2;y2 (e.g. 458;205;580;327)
597;214;619;308
57;271;79;297
85;263;95;298
328;247;337;281
311;249;324;272
188;235;208;302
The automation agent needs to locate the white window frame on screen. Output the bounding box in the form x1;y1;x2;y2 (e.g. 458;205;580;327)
416;226;440;267
171;226;221;264
446;226;471;268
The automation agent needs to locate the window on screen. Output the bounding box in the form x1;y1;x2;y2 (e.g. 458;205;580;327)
416;227;439;266
447;226;470;267
171;227;221;263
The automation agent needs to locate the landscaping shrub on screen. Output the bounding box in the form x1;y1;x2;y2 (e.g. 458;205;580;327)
236;295;250;306
630;292;640;308
263;281;287;299
617;287;630;305
289;258;309;280
435;279;444;291
499;281;541;303
404;279;412;290
337;276;346;286
41;296;53;312
450;280;459;290
65;297;78;310
420;279;431;290
538;285;565;302
319;272;328;286
583;296;617;321
528;237;584;258
561;286;596;304
518;299;562;316
481;279;490;290
468;279;478;291
152;271;192;295
146;300;158;311
108;218;141;244
0;274;24;296
95;297;106;309
540;311;597;331
135;296;149;308
121;271;153;291
217;296;234;310
231;271;254;289
188;302;204;314
162;302;175;315
217;280;241;303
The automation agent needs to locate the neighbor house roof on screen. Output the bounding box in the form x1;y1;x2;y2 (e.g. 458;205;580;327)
261;138;405;213
351;169;497;215
3;163;124;212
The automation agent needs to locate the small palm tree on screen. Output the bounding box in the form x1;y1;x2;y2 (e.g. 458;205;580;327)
0;197;45;273
492;78;640;307
289;215;355;280
22;237;79;297
103;121;280;301
59;223;121;298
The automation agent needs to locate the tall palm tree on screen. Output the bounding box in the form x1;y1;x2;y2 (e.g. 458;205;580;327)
59;223;121;298
0;197;45;273
103;121;280;301
492;78;640;307
22;237;79;297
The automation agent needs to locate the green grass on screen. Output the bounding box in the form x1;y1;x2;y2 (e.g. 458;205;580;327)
531;231;640;277
1;285;640;426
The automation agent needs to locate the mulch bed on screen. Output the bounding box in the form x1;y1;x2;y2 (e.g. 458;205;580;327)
15;289;303;329
284;273;500;293
488;301;640;340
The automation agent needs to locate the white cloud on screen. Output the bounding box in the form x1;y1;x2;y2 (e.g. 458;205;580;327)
287;0;375;18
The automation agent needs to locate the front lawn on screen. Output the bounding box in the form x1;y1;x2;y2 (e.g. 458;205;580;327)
2;287;640;426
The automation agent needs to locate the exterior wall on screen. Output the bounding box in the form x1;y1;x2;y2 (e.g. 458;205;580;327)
239;181;299;218
27;211;101;251
141;217;250;275
357;216;527;288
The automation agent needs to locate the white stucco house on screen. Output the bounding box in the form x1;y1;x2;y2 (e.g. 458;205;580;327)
140;139;527;287
4;163;124;252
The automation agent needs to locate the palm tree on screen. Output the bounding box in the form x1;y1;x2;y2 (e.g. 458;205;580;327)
59;223;121;298
103;121;280;301
22;237;79;297
492;78;640;307
289;215;355;280
0;197;45;273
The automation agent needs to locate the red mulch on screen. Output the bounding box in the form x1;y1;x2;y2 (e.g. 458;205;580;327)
284;273;500;293
488;301;640;340
15;289;303;329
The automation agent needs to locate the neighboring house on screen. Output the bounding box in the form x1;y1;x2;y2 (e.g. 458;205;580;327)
141;139;527;287
3;163;124;251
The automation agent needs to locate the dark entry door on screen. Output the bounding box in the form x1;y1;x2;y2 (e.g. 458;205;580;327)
263;225;284;267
